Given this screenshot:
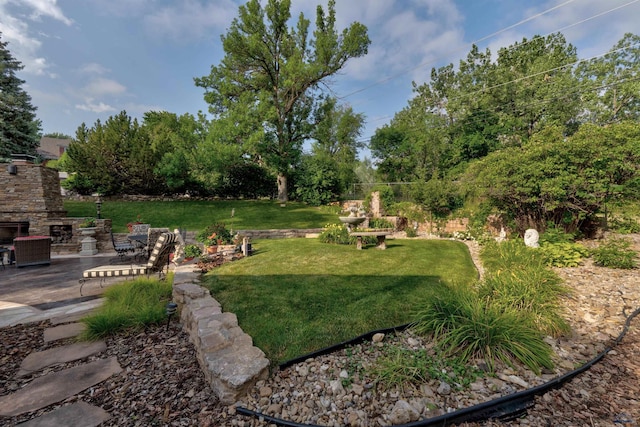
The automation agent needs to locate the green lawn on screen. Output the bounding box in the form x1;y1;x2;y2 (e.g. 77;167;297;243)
202;238;477;363
64;199;340;233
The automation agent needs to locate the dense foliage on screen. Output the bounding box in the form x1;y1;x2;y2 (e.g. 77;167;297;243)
374;32;640;232
195;0;369;202
0;34;41;159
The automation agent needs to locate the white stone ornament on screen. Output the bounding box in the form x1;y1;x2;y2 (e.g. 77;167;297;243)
524;229;539;248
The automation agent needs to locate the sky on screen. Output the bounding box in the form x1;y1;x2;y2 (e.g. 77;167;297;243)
1;0;639;153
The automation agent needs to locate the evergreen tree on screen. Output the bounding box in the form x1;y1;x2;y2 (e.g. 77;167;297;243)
0;34;41;159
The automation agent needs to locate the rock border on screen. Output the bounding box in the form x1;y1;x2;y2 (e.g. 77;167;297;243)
172;264;269;405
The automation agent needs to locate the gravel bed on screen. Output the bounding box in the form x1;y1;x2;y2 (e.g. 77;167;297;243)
1;234;639;426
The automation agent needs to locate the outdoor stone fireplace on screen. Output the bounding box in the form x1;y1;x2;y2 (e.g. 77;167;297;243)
0;157;110;254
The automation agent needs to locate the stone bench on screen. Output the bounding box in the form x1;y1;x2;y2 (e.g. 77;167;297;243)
349;230;393;250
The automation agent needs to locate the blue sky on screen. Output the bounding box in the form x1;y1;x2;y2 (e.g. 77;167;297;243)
1;0;639;151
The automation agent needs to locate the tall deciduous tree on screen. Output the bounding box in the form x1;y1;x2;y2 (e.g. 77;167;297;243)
311;97;365;195
577;33;640;125
195;0;370;202
0;34;41;158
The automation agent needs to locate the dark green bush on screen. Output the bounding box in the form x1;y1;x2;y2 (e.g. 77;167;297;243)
591;237;638;269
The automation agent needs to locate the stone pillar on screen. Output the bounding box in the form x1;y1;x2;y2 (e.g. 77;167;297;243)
79;228;98;255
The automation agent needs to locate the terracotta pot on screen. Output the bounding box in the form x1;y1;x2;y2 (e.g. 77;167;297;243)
205;245;218;254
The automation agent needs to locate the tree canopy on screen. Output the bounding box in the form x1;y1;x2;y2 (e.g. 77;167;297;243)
195;0;370;202
0;33;41;159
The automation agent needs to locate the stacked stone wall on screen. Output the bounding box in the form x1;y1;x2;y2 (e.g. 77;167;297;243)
172;270;269;404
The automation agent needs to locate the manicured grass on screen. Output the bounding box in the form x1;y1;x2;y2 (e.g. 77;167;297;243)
202;238;477;363
64;199;340;233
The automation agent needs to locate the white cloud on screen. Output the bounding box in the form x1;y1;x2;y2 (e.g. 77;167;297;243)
143;0;239;42
0;0;72;76
75;99;116;113
335;0;466;85
83;78;127;97
79;63;111;75
20;0;73;25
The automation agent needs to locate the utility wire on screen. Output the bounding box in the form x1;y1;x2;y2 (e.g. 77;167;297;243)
338;1;579;100
339;0;638;101
355;74;640;145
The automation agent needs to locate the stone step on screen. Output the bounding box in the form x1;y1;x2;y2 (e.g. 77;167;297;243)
16;401;110;427
0;357;122;417
17;341;106;377
43;322;85;343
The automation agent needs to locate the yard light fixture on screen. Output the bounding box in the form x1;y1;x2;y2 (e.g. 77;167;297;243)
95;195;102;219
165;302;178;330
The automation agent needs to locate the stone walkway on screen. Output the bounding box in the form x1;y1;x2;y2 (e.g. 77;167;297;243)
0;317;118;426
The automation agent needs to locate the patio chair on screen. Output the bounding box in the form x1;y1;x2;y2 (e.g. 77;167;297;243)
80;231;179;295
144;227;170;258
111;231;136;259
128;223;151;258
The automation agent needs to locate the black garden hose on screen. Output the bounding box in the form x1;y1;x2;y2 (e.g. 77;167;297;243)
237;306;640;426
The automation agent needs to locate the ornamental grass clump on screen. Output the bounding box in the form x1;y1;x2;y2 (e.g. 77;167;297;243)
80;275;173;340
410;239;569;375
411;283;554;375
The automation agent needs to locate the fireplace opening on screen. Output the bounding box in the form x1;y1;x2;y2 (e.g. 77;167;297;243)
0;222;30;245
50;225;73;244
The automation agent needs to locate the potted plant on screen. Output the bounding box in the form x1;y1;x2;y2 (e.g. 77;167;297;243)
78;217;97;237
127;214;144;232
196;223;235;254
184;244;202;260
79;217;96;228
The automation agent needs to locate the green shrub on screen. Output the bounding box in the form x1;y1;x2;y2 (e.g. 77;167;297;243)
609;216;640;234
369;217;394;229
80;276;173;340
184;244;202;258
541;242;589;267
196;222;234;245
318;223;351;244
591;237;638;269
405;227;417;237
540;225;576;244
412;283;554;374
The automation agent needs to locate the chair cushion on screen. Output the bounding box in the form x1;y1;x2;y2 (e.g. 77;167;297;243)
83;264;148;279
82;232;178;280
146;232;178;269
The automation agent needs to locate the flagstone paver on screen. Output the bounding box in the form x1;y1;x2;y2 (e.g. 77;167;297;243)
16;401;111;427
0;357;122;417
43;322;85;343
17;341;106;377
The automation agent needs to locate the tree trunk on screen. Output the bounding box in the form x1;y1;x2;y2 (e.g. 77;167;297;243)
277;173;288;203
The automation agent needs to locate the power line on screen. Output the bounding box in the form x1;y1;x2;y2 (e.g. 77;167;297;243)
339;0;638;101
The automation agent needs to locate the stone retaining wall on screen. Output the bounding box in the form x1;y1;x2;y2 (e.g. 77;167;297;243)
236;228;323;239
172;266;269;404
